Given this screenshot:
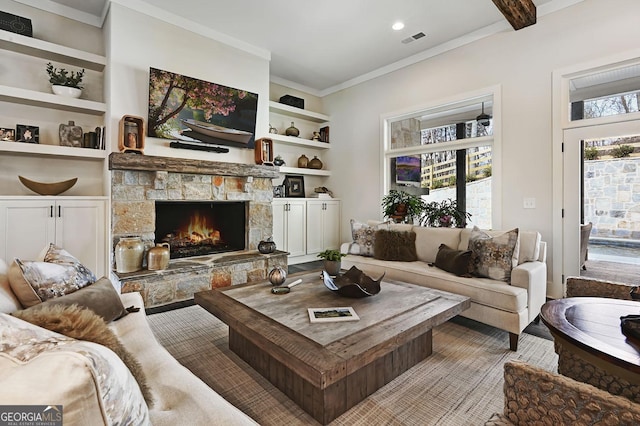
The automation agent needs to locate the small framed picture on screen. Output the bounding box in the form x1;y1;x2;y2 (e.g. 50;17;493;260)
16;125;39;144
308;307;360;323
273;185;285;198
0;128;15;141
283;175;305;198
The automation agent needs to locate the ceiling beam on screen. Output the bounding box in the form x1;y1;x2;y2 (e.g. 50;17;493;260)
492;0;537;30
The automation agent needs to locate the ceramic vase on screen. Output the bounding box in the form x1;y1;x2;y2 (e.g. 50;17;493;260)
51;85;82;98
115;237;144;273
297;154;309;168
147;243;170;270
308;156;323;169
285;122;299;137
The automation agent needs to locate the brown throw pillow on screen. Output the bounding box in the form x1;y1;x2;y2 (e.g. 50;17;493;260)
468;228;520;282
434;244;472;276
12;304;153;407
373;230;418;261
23;276;128;322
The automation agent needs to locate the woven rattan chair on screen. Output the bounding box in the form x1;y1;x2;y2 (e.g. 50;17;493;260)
565;275;635;299
486;360;640;425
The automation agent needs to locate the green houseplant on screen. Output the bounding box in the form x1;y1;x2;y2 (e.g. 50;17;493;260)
46;62;85;98
420;198;471;228
381;190;426;223
317;249;346;276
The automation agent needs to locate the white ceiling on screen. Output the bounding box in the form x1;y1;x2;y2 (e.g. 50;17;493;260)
28;0;581;95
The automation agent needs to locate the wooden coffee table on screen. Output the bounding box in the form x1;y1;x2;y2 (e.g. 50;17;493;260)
195;270;470;424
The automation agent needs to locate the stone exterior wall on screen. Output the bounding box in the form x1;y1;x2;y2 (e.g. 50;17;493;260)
425;177;492;229
584;158;640;240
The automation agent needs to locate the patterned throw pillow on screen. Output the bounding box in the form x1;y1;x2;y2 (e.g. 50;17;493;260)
0;313;150;424
348;219;390;257
8;244;97;307
468;228;520;282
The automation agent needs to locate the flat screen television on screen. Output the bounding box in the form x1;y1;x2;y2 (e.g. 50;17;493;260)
395;155;422;187
147;67;258;149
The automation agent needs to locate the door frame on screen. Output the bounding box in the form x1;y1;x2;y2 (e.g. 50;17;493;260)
552;49;640;298
562;121;640;289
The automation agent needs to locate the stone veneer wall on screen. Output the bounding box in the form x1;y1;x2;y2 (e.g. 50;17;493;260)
109;153;285;307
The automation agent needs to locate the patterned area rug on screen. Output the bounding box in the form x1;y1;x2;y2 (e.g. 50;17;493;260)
148;306;558;425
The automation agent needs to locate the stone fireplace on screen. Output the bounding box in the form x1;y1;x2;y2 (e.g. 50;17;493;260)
109;153;286;308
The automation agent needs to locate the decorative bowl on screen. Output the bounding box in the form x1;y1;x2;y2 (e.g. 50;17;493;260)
322;266;384;298
18;176;78;195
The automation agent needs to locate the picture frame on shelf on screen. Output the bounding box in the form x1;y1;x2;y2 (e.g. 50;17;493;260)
283;175;305;198
16;125;39;144
273;185;285;198
0;128;15;141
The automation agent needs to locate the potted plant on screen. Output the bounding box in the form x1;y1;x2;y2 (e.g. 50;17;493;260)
381;190;426;223
46;62;85;98
317;249;347;276
420;198;471;228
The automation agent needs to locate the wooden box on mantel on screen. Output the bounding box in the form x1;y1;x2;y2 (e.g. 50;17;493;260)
118;115;145;154
254;137;273;165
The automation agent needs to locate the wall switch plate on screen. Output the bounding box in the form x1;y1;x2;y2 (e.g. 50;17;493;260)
523;197;536;209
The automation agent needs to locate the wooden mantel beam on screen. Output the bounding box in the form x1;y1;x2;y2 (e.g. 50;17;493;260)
492;0;536;30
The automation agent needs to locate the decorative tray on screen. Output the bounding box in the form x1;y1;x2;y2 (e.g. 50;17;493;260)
322;266;384;298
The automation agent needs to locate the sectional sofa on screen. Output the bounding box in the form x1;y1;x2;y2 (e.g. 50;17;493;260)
0;258;257;425
341;222;547;350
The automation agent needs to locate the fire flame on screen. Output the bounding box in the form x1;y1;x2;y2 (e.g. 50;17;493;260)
179;212;220;244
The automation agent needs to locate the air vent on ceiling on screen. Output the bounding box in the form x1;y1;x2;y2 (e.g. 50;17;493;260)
401;32;426;44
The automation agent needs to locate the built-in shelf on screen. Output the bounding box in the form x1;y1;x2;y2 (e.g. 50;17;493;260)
279;166;331;177
269;134;330;150
268;101;330;123
0;141;107;160
0;85;106;115
0;29;106;71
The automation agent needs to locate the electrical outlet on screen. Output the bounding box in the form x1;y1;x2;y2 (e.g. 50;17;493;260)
523;198;536;209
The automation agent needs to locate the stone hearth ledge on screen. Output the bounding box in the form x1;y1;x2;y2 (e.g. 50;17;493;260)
117;250;288;308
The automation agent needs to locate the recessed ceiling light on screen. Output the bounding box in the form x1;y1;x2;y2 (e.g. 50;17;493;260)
392;22;405;31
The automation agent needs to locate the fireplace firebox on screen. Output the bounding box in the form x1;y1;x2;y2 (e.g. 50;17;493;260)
155;201;247;259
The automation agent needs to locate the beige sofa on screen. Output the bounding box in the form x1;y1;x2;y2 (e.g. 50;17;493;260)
0;259;257;426
341;224;547;351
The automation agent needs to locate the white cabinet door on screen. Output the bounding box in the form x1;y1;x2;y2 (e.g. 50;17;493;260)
322;200;341;250
285;200;306;257
272;200;287;253
305;201;324;254
56;199;107;277
0;198;107;277
306;200;341;254
271;199;306;257
0;200;55;262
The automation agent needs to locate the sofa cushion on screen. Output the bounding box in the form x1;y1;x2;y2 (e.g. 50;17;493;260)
373;230;418;261
8;245;96;307
348;219;391;257
434;244;472;276
20;276;128;322
517;231;541;264
0;313;150;425
468;228;520;282
0;259;21;313
12;303;151;406
413;226;463;263
342;255;528;313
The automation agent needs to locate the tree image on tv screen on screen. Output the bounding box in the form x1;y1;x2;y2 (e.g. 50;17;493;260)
147;68;258;147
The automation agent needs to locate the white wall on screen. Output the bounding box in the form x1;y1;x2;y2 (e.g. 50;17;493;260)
106;3;270;165
321;0;640;297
